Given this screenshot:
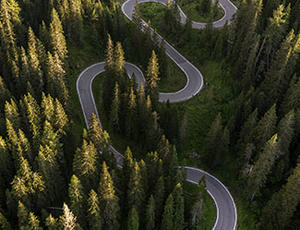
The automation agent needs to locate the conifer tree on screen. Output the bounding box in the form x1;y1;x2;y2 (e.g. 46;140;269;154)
4;98;20;130
27;212;42;230
127;206;139;230
27;27;44;94
87;189;102;230
276;110;295;156
88;113;110;151
145;195;155;230
60;203;79;230
45;214;59;230
0;137;13;183
190;178;206;230
204;113;224;166
50;8;67;62
260;162;300;230
254;104;277;152
238;108;258;152
98;162;119;230
172;183;184;230
11;156;45;206
54;98;69;135
0;76;10;104
37;145;65;203
154;176;165;220
114;42;125;73
127;161;144;212
281;74;300;114
126;87;137;138
110;82;120;129
69;0;83;43
73;140;98;190
17;201;29;228
41;93;55;123
105;34;114;70
68;175;85;224
161;194;174;230
0;211;11;230
146;50;160;90
247;134;278;200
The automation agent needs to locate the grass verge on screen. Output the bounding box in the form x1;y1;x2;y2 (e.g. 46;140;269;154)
184;181;216;229
178;0;224;23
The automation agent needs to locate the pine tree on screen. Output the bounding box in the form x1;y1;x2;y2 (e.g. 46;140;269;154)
37;145;65;204
238;108;258;152
145;195;155;230
27;27;44;94
50;9;67;62
247;134;278;200
54;98;69;135
277;110;295;156
4;98;20;130
60;203;79;230
190;178;205;230
11;156;45;206
281;74;300;114
127;206;139;230
69;0;83;43
204;113;224;166
259;30;298;110
154;176;165;220
260;162;300;230
0;138;12;177
126;87;137;138
127;161;144;212
98;162;119;230
0;76;10;104
172;184;184;230
110;82;120;129
68;175;85;224
105;34;114;70
27;212;42;230
22;93;41;150
114;42;125;73
161;194;174;230
146;50;160;89
41;93;55;123
254;104;277;152
45;214;59;230
0;211;11;230
73;140;98;190
17;201;29;228
88;113;110;151
87;189;102;230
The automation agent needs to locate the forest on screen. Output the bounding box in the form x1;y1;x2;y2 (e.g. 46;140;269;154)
0;0;299;229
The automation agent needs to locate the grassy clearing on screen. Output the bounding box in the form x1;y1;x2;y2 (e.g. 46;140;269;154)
178;0;224;23
159;58;187;92
184;181;216;229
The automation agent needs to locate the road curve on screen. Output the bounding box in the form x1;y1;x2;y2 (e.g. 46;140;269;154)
77;0;237;229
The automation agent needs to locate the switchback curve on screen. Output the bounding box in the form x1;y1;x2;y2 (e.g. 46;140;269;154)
77;0;237;229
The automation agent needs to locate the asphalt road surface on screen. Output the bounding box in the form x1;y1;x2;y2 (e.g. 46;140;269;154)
77;0;237;229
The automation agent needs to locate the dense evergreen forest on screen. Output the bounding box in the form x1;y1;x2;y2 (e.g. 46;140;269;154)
0;0;299;229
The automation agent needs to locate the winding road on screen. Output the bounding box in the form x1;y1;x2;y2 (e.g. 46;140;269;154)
77;0;237;229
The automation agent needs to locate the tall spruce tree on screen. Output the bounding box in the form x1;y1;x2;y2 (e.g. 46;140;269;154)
98;161;119;230
87;189;102;230
161;194;174;230
145;195;155;230
260;162;300;230
127;206;139;230
247;134;278;200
